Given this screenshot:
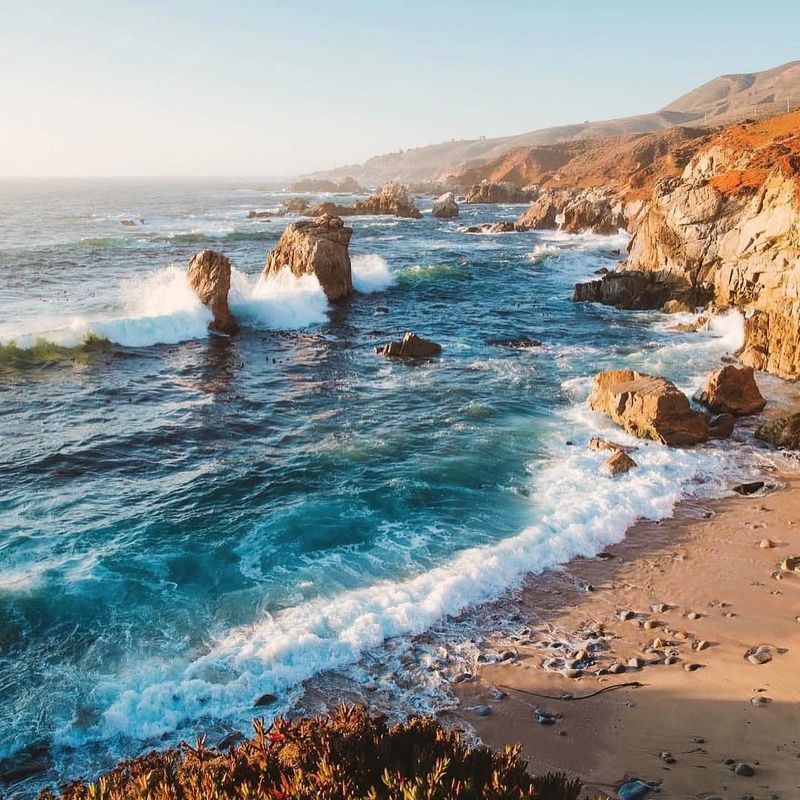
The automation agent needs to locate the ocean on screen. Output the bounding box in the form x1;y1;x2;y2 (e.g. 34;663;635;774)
0;178;773;793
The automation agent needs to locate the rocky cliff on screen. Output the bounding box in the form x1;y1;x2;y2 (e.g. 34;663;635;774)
577;111;800;379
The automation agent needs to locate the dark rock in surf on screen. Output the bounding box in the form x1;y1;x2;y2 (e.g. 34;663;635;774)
376;332;442;359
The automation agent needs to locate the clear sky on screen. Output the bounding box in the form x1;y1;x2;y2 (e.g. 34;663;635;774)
1;0;798;177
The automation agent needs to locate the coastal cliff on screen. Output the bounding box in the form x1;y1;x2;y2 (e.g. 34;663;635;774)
574;111;800;379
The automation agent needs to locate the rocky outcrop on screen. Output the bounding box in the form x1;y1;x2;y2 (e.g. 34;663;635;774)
694;365;766;415
309;182;421;219
589;369;708;445
587;437;636;453
289;177;363;193
432;192;459;219
572;271;709;309
263;215;353;301
375;332;442;358
247;210;271;220
187;250;239;335
464;181;535;204
708;412;735;439
575;112;800;379
600;449;637;476
516;191;564;230
756;412;800;448
560;188;626;234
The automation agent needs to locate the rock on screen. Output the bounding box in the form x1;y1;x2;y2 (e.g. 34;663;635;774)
669;315;709;333
451;672;474;684
516;192;563;230
759;538;775;549
708;413;735;439
288;177;363;193
627;657;644;669
278;197;310;216
616;610;636;621
488;338;542;349
121;218;137;226
254;692;278;707
187;250;239;335
662;299;694;314
560;188;626;234
375;332;442;359
589;369;709;446
573;270;707;310
756;412;800;449
217;731;245;749
745;647;772;665
617;779;651;800
247;210;272;219
683;662;702;672
780;555;800;572
0;741;52;784
608;662;626;674
263;215;353;301
732;761;755;777
357;181;422;218
431;192;459;219
732;481;765;496
471;704;492;717
600;450;637;477
588;437;635;453
694;366;766;415
465;180;534;204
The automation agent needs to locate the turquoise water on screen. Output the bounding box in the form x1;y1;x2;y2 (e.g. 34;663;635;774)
0;179;756;791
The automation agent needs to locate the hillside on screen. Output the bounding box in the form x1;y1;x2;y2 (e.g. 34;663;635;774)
304;60;800;187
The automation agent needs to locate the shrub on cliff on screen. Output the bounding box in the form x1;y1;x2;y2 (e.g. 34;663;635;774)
40;705;581;800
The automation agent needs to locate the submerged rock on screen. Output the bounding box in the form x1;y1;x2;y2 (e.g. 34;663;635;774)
246;210;272;220
589;369;708;445
732;481;765;496
694;365;766;415
708;413;735;439
375;332;442;359
432;192;459;219
187;249;239;335
263;215;353;300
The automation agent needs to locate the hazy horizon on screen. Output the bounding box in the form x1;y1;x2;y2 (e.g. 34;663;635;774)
2;0;799;178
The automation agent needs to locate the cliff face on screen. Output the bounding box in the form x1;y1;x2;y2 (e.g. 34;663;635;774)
616;111;800;379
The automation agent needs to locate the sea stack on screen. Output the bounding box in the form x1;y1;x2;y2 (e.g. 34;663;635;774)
264;215;353;300
187;249;239;335
432;192;459;219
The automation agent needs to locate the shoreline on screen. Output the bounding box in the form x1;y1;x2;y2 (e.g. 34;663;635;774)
451;470;800;799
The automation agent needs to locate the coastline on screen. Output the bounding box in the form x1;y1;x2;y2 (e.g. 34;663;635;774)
451;470;800;799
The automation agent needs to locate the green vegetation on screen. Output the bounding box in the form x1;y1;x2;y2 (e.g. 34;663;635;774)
41;705;582;800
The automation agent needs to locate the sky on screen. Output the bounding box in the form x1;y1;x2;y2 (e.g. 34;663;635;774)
1;0;799;178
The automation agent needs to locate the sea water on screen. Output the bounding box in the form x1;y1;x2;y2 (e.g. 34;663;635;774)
0;178;777;792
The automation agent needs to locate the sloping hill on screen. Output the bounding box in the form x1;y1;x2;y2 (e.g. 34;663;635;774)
304;61;800;187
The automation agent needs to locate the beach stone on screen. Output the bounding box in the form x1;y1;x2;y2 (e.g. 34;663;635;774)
564;668;583;679
733;481;765;496
684;662;701;671
746;647;772;665
627;657;644;669
488;687;507;701
694;365;766;415
376;332;442;359
651;603;668;613
687;611;700;620
733;761;755;777
431;191;459;219
695;640;709;651
643;620;658;630
600;449;637;477
674;631;689;640
708;412;735;439
451;672;474;684
589;369;708;445
616;609;636;621
609;662;626;674
759;538;775;549
187;249;239;335
652;637;667;649
263;214;353;300
780;555;800;572
471;704;492;717
664;655;681;665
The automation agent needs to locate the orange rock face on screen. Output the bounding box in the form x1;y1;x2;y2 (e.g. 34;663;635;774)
264;215;353;301
589;369;708;446
694;365;766;415
186;250;239;335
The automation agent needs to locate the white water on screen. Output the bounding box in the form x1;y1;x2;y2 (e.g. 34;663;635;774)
351;253;395;293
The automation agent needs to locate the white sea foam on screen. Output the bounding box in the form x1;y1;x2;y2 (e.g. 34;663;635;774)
0;265;331;350
69;392;729;748
229;267;329;329
351;254;395;293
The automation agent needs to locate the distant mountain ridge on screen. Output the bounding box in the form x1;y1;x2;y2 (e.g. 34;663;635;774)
304;60;800;187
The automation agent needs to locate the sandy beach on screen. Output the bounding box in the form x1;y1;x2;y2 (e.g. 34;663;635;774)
453;472;800;799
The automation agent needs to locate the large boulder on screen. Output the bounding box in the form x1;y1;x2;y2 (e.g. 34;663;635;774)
600;449;637;477
375;332;442;358
560;189;626;235
432;192;459;219
573;271;709;310
589;369;708;445
755;412;800;449
187;250;239;335
694;365;766;415
516;191;562;230
263;215;353;300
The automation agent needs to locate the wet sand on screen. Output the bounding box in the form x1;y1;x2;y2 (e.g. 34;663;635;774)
453;473;800;799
